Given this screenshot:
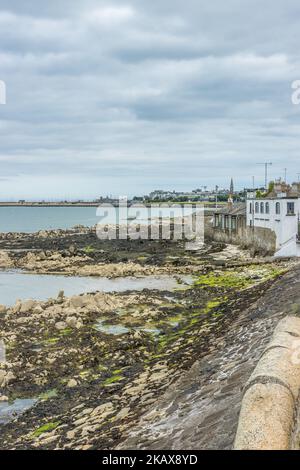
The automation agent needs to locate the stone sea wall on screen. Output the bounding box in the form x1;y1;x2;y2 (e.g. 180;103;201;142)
206;224;277;257
234;316;300;450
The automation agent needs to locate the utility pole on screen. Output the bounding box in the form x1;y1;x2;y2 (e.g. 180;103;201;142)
257;162;272;191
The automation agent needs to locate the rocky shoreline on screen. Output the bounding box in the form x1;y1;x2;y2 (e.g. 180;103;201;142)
0;227;298;449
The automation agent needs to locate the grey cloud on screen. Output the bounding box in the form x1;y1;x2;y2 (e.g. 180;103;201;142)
0;0;299;199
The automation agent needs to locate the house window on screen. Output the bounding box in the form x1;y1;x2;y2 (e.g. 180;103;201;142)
265;202;270;214
287;202;295;215
255;202;259;213
249;203;252;214
260;202;264;214
275;202;280;215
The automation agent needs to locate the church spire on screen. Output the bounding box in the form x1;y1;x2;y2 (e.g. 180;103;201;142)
230;178;234;195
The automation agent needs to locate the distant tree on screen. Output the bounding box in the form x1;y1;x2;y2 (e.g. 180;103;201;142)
267;181;275;194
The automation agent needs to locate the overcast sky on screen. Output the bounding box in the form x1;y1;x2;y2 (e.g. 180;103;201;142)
0;0;300;200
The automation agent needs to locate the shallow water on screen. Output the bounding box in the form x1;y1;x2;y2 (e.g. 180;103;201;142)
0;399;36;425
95;321;130;335
95;319;162;337
0;271;193;306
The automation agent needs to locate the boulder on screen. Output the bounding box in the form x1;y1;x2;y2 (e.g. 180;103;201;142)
19;299;37;314
67;379;77;388
66;317;78;328
55;321;67;331
0;251;13;268
0;305;7;315
69;296;85;309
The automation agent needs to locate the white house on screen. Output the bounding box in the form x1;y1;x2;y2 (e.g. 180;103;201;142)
246;191;300;257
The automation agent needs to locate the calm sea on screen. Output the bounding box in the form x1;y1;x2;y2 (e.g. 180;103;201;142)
0;206;105;233
0;206;198;233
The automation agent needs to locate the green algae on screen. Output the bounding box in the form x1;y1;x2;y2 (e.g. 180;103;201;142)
103;375;124;386
32;421;60;438
43;337;59;345
194;265;286;291
83;245;95;254
59;328;72;336
39;389;58;401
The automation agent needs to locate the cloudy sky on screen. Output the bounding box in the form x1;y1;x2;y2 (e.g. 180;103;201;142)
0;0;300;200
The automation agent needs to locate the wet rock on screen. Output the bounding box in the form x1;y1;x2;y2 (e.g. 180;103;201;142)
57;290;65;301
19;300;37;314
69;245;77;255
90;402;114;418
116;407;130;420
69;296;86;309
0;305;7;315
67;379;78;388
55;321;67;331
0;251;14;268
39;435;59;445
33;305;44;315
66;430;76;440
0;370;15;387
37;231;48;238
66;317;78;328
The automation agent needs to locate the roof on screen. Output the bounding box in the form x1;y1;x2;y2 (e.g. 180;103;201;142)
214;203;246;216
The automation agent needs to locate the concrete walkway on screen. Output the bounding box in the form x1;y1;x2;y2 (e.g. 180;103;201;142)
118;265;300;450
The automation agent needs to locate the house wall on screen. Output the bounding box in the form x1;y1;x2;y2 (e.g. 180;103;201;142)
246;198;300;255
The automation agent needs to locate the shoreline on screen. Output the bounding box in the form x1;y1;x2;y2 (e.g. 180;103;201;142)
0;228;298;449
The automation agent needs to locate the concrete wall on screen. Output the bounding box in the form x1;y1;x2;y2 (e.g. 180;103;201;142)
206;222;276;256
275;236;300;258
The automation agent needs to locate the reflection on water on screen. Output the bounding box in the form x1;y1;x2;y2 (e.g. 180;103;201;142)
0;271;193;306
0;399;36;425
95;319;161;337
96;320;130;335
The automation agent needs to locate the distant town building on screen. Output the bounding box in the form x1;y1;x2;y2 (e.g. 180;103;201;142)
146;185;238;203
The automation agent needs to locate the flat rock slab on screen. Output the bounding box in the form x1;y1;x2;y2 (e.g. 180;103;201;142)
117;265;300;450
